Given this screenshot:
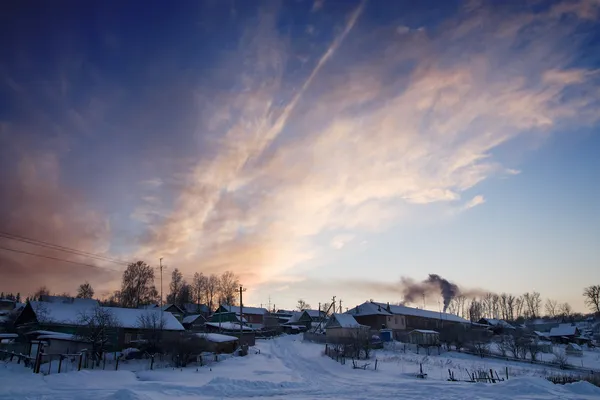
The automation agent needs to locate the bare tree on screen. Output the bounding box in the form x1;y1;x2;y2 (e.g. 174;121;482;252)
545;299;558;318
137;312;167;353
76;306;120;364
192;272;207;306
206;274;219;311
506;294;516;321
297;299;311;311
177;282;192;306
523;292;541;319
77;282;95;299
167;268;184;305
526;337;541;361
558;302;572;321
120;261;158;308
468;299;483;322
218;271;240;305
505;330;528;359
32;286;50;301
514;295;525;319
552;349;570;369
583;285;600;313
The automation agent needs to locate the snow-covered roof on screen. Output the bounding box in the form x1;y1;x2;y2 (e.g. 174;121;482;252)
327;314;365;329
548;324;578;337
196;333;238;343
0;333;18;339
37;333;85;341
205;322;254;331
285;312;304;324
346;302;393;317
567;343;583;351
182;303;210;314
347;301;470;324
480;318;515;329
303;309;324;318
182;314;205;324
410;329;439;334
161;304;183;313
221;305;268;315
28;301;184;331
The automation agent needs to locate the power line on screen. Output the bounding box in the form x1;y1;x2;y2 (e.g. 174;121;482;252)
0;231;129;265
0;244;121;273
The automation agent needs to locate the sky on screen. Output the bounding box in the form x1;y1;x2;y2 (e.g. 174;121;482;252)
1;0;599;312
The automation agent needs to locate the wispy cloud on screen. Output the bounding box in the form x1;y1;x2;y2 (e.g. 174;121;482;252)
330;234;356;250
135;1;600;290
463;195;486;211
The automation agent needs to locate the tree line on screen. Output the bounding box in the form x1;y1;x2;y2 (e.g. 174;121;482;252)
445;284;600;322
26;260;242;311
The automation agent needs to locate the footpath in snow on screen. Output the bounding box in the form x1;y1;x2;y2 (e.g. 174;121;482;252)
1;334;599;399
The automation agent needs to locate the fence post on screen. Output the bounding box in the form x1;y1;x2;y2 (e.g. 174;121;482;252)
115;357;119;371
78;354;83;371
375;359;378;371
103;353;106;370
58;356;63;374
48;358;52;375
150;355;154;370
505;366;509;380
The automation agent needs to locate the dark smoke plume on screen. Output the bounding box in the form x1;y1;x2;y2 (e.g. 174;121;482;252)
400;274;459;312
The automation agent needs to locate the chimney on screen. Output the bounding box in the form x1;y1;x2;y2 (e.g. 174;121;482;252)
387;302;391;313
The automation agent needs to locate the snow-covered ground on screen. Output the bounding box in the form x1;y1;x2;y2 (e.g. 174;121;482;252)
1;335;599;399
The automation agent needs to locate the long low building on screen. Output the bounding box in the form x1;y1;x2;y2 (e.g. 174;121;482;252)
345;301;470;335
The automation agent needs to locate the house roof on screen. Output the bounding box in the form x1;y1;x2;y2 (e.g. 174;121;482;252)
182;314;206;324
182;303;210;314
28;301;184;331
205;322;254;331
347;301;469;324
197;333;238;343
548;324;578;337
303;309;324;318
220;305;268;316
327;314;365;329
480;318;515;329
161;304;184;313
410;329;439;334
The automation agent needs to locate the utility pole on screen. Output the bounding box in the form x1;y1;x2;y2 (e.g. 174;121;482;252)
339;299;342;314
239;286;246;339
159;258;164;307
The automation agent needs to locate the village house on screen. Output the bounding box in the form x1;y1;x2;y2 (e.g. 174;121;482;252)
325;314;369;339
161;304;185;321
346;301;469;338
547;323;581;344
407;329;440;347
217;305;268;329
14;298;185;351
478;318;516;335
182;314;207;332
196;333;239;354
181;303;211;318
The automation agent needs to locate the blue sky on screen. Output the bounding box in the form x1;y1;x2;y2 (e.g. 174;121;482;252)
1;0;599;312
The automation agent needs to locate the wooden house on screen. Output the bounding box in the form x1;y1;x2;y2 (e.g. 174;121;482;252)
217;305;268;330
14;300;185;350
182;314;207;332
196;333;239;354
407;329;440;346
325;314;369;339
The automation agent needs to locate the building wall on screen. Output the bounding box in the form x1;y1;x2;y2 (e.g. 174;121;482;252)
43;339;89;355
326;327;368;339
353;315;387;330
385;315;406;330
